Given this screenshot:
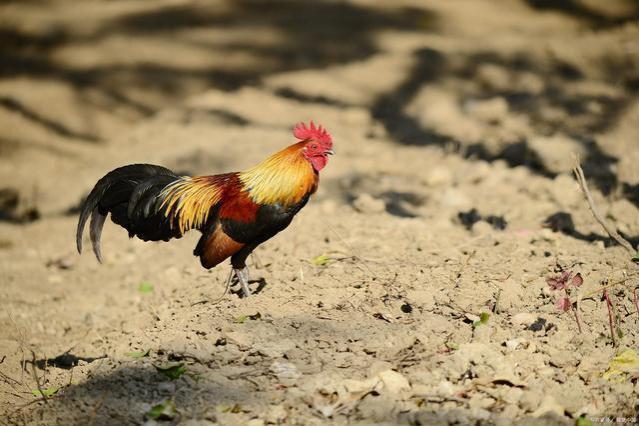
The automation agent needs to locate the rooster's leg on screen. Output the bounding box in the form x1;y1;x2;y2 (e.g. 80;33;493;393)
233;266;251;297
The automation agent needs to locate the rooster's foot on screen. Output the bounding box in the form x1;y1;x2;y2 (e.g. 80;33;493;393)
231;267;251;298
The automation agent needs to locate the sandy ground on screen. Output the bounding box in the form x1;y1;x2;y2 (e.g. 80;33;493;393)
1;0;639;424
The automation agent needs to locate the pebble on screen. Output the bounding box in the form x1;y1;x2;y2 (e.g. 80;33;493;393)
270;361;301;381
532;395;565;417
378;369;411;393
511;313;537;327
368;360;393;376
504;338;527;351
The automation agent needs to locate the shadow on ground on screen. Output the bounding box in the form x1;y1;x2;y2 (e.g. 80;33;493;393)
0;0;431;143
371;47;635;197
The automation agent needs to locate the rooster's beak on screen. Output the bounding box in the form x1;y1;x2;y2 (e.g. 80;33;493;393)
326;149;335;156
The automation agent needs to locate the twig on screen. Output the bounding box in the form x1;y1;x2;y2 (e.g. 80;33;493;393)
582;275;637;298
633;287;639;317
411;394;467;404
572;162;635;254
29;350;48;405
191;270;232;306
571;299;583;334
603;290;617;346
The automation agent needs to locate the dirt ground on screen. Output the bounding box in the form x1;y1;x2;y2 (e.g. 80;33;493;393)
1;0;639;424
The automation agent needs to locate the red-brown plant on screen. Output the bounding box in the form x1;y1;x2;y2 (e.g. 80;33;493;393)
546;270;583;333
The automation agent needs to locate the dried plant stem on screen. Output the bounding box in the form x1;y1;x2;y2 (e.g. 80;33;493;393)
572;163;635;254
633;287;639;317
603;290;617;346
582;275;637;298
571;300;583;333
29;350;48;405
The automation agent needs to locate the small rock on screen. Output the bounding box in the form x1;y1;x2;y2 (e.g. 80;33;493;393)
333;352;353;368
46;257;75;270
255;338;296;358
510;313;537;327
504;338;527;351
471;220;494;236
532;395;564;417
368;361;393;376
437;380;457;396
519;390;542;412
266;405;287;423
352;194;385;214
468;394;495;410
465;313;481;323
342;377;380;395
246;419;265;426
378;369;410;393
425;166;453;186
356;392;397;422
270;361;301;381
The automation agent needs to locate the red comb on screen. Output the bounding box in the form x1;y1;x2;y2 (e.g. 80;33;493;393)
293;121;332;144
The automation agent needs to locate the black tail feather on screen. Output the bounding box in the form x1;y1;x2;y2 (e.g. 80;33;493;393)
76;164;179;261
89;209;107;263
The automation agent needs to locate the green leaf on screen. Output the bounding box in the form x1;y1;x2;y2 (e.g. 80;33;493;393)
632;251;639;262
125;349;150;358
472;312;490;328
576;417;593;426
446;342;459;350
32;387;59;398
310;254;331;266
138;282;154;293
155;363;187;380
234;312;261;324
146;399;177;420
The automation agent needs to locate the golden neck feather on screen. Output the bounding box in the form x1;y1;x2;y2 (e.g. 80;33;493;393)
239;142;316;206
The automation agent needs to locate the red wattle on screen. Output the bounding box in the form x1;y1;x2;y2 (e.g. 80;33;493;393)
310;155;328;171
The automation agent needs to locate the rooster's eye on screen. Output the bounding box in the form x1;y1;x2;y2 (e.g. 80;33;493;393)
311;144;317;149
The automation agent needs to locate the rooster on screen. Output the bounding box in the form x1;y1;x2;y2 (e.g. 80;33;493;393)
76;122;334;297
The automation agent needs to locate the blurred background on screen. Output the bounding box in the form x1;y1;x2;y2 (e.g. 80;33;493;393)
1;0;638;215
1;0;639;424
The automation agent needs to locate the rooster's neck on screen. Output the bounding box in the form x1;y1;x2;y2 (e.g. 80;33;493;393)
239;142;318;206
